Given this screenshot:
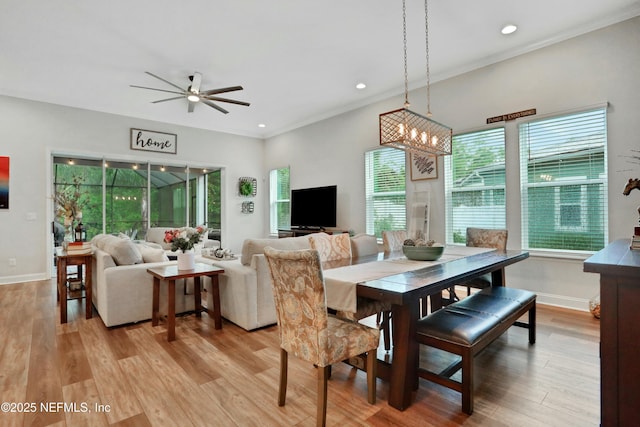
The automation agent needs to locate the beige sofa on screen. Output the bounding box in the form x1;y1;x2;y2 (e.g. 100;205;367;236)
91;233;195;327
197;234;315;331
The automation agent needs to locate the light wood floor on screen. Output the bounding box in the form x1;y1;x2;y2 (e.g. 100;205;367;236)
0;278;600;426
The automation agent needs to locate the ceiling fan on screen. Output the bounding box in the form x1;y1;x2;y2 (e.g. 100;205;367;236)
130;71;250;114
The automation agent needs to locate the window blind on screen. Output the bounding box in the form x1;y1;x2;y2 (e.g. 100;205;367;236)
269;167;290;234
445;128;506;244
365;148;406;238
519;108;607;252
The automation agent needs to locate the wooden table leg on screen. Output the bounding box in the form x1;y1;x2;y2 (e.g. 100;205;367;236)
491;267;506;286
388;301;419;410
210;274;222;330
59;258;67;324
152;277;160;327
85;257;92;319
194;277;202;318
167;279;176;341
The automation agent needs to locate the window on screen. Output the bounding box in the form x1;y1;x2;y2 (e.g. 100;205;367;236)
269;167;290;235
444;128;506;244
519;107;607;252
53;157;222;241
365;148;406;238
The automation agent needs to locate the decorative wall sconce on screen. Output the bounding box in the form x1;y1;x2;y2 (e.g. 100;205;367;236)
239;177;257;197
241;201;254;214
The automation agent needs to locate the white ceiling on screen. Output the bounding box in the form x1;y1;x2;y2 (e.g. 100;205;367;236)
1;0;639;139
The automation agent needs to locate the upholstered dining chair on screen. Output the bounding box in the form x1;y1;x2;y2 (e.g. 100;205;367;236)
264;247;379;427
382;230;408;252
461;227;509;295
350;233;380;259
308;232;352;261
310;232;393;351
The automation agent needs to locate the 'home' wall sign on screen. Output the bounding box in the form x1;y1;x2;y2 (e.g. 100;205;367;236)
130;128;177;154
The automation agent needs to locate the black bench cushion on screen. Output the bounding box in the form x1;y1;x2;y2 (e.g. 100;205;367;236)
417;287;536;346
417;308;497;346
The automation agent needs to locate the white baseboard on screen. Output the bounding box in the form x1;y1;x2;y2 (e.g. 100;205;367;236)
0;273;48;285
535;291;590;312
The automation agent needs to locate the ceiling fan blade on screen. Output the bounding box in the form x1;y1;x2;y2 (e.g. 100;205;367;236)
145;71;185;91
188;101;196;113
152;96;185;103
202;99;229;114
190;72;202;93
130;85;185;95
203;96;250;107
201;86;243;96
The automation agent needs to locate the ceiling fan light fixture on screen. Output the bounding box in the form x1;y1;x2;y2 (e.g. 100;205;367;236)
187;94;200;102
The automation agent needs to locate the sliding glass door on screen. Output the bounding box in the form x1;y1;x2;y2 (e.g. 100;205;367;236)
52;156;222;243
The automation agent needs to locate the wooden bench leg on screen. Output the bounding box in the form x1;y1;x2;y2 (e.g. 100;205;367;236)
529;302;536;344
461;347;474;415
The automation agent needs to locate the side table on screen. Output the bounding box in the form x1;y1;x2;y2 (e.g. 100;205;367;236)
147;262;225;342
56;251;93;324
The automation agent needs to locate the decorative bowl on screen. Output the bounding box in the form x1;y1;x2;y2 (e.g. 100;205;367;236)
402;245;444;261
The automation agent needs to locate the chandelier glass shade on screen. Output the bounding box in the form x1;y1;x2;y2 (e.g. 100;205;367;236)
380;0;452;156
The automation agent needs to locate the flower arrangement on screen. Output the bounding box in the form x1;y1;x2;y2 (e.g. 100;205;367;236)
54;174;88;226
163;226;207;252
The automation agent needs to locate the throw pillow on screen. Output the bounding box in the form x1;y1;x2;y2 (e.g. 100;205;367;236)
136;242;169;263
93;234;143;265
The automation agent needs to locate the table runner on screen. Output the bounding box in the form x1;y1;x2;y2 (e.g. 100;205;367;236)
324;245;493;312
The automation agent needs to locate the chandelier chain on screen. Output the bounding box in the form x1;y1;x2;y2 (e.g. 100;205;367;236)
424;0;432;116
402;0;409;108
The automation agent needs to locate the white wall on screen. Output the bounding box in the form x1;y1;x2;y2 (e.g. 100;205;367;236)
264;17;640;311
0;97;265;284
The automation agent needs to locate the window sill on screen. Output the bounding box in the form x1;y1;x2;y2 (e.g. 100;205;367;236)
526;249;594;261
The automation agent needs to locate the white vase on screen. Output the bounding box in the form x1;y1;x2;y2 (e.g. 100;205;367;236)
177;251;195;270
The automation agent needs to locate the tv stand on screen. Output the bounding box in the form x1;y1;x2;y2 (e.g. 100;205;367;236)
278;228;348;238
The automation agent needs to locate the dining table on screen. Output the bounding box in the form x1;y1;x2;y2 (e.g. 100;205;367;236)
322;245;529;411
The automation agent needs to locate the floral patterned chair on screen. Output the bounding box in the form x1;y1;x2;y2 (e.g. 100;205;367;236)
462;227;509;295
264;247;380;427
310;233;393;352
382;230;408;252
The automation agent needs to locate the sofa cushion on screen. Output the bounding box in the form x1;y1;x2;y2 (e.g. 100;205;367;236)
240;235;312;266
145;227;173;250
135;242;170;263
92;234;143;265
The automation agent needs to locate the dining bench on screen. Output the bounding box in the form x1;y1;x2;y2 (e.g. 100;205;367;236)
415;286;536;414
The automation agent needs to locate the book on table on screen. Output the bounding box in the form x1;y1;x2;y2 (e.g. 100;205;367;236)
65;242;92;254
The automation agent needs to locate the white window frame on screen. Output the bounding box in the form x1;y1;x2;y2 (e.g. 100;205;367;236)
269;167;290;235
364;147;406;238
519;106;608;253
444;127;506;245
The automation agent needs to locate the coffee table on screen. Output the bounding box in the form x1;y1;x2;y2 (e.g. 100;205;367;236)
147;262;224;341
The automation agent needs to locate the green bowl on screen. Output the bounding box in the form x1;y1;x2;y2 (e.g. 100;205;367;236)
402;245;444;261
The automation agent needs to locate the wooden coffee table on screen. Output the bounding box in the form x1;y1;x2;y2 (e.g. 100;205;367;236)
147;262;224;341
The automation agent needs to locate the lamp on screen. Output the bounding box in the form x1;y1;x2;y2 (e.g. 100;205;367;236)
380;0;452;156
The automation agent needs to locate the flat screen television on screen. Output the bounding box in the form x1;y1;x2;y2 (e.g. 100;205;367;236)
290;185;337;229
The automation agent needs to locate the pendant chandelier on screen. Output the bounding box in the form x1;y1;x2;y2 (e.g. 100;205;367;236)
379;0;452;156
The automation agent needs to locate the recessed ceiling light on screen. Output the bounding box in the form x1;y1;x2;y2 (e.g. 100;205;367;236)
258;123;266;128
356;82;367;90
501;24;517;35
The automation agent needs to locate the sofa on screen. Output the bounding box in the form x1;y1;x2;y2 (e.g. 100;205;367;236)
90;232;196;327
197;234;316;331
